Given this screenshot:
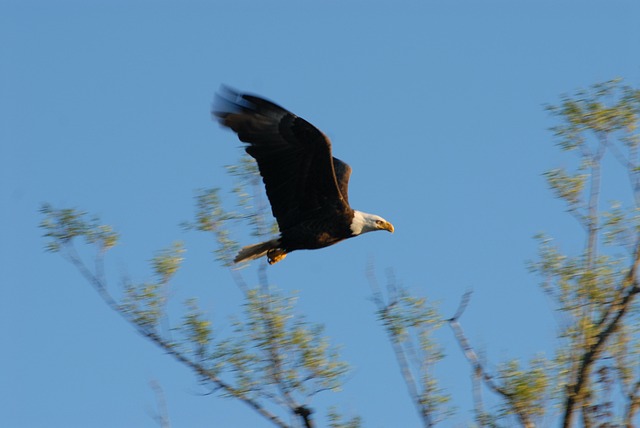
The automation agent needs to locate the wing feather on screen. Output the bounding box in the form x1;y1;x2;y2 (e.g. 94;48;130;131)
213;87;351;231
332;157;352;206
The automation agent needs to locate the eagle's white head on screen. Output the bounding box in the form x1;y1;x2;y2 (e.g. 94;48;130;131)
350;210;394;236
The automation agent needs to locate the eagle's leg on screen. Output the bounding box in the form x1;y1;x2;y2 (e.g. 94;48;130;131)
267;248;287;265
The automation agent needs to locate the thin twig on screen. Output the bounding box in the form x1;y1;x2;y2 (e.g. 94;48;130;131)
367;267;434;427
447;292;534;428
447;290;472;323
149;380;171;428
624;378;640;427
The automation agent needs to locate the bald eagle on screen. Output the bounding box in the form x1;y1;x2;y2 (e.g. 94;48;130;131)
213;87;394;265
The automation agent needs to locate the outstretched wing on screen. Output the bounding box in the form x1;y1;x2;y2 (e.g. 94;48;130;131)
213;87;350;231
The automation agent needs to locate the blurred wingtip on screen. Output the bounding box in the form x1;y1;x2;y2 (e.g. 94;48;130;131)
212;84;242;122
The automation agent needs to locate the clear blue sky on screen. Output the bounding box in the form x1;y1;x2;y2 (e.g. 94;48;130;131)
2;1;640;427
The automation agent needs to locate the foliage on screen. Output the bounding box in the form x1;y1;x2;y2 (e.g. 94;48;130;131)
495;357;550;421
39;158;352;428
180;299;212;361
184;187;240;266
121;242;184;330
215;289;349;401
532;79;640;427
40;203;118;253
327;407;363;428
377;79;640;427
40;79;640;427
370;273;452;427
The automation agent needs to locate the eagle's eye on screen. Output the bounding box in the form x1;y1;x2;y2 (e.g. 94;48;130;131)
375;220;383;226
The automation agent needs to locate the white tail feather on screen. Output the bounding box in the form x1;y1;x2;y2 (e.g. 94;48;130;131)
234;239;280;264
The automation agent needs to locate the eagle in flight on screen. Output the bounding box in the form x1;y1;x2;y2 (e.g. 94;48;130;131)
213;87;394;265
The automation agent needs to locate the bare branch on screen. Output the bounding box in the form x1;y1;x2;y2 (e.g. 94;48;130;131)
367;267;449;427
261;287;310;426
624;378;640;427
447;290;472;323
447;293;535;428
149;380;171;428
295;406;314;428
145;330;290;428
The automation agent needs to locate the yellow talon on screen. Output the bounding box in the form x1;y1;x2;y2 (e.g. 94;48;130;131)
267;249;287;265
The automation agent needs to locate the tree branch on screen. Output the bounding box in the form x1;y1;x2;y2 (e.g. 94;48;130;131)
367;266;436;427
144;330;290;428
295;406;314;428
624;378;640;427
63;243;291;428
562;244;640;428
149;380;171;428
260;285;311;427
448;292;534;428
